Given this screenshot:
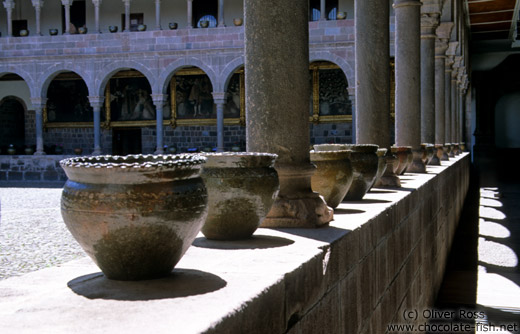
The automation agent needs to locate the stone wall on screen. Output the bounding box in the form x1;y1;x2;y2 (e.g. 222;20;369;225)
0;155;67;183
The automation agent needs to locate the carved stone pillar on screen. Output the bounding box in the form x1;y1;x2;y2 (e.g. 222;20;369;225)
452;56;462;149
394;0;425;173
31;98;47;155
122;0;131;32
187;0;193;28
31;0;43;36
151;94;166;154
92;0;102;33
61;0;73;34
3;0;14;37
420;8;440;145
218;0;225;27
212;92;226;152
155;0;161;30
88;96;103;155
245;0;333;228
320;0;326;20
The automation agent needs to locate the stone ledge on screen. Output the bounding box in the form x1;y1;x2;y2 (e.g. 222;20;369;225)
0;153;470;334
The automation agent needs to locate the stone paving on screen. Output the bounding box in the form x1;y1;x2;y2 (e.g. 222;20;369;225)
0;187;85;280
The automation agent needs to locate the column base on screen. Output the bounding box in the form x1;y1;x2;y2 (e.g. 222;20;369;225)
154;148;164;155
441;146;450;161
260;193;333;228
92;148;102;155
406;148;427;173
33;151;46;156
374;153;401;187
260;163;333;228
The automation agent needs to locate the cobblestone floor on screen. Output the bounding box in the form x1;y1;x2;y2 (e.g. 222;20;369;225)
0;187;85;280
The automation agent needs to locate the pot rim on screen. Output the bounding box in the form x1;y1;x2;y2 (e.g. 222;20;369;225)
310;150;351;161
344;144;379;152
61;153;205;170
313;144;349;151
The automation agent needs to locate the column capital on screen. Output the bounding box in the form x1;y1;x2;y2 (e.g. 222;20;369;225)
150;94;166;106
446;41;459;56
31;97;47;110
435;21;454;40
421;13;440;37
92;0;102;5
88;96;104;109
122;0;131;4
3;0;14;10
31;0;44;9
212;92;227;104
61;0;73;5
435;38;449;57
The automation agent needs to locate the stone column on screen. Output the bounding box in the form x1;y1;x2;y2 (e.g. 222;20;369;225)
245;0;332;228
444;57;452;156
420;7;440;145
187;0;193;28
3;0;14;37
357;0;400;187
154;0;161;30
394;0;425;173
61;0;73;34
212;92;226;152
92;0;101;33
31;98;47;155
320;0;326;20
434;22;452;161
122;0;131;32
31;0;43;36
88;96;103;155
151;94;166;154
218;0;225;27
451;58;460;151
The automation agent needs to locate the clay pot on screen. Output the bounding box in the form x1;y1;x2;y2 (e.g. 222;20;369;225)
74;148;83;155
200;20;209;28
460;142;466;152
233;18;243;26
169;22;178;30
343;144;379;201
391;146;412;175
24;147;34;155
109;26;118;33
421;143;435;165
60;154;208;280
336;12;347;20
137;24;147;31
7;145;16;155
368;148;388;190
78;27;88;34
49;29;58;36
200;152;279;240
19;29;29;37
310;149;353;208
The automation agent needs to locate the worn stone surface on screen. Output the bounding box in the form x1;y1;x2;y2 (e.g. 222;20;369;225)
344;144;379;201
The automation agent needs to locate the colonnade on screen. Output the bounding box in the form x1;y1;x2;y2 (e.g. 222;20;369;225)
2;0;229;36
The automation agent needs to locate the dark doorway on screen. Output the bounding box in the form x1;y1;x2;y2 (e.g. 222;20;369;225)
12;20;28;37
112;128;142;156
62;0;86;33
0;97;26;153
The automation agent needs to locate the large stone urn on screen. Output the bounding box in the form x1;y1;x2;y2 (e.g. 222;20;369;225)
421;144;435;165
310;149;353;209
200;152;279;240
368;148;388;190
343;144;379;201
60;154;208;281
392;146;413;175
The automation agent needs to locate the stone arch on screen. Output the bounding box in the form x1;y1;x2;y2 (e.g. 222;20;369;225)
95;60;156;97
157;57;218;95
38;64;92;98
309;51;354;87
219;56;245;92
0;68;36;97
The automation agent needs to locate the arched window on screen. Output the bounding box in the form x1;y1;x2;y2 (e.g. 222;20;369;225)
193;0;218;28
